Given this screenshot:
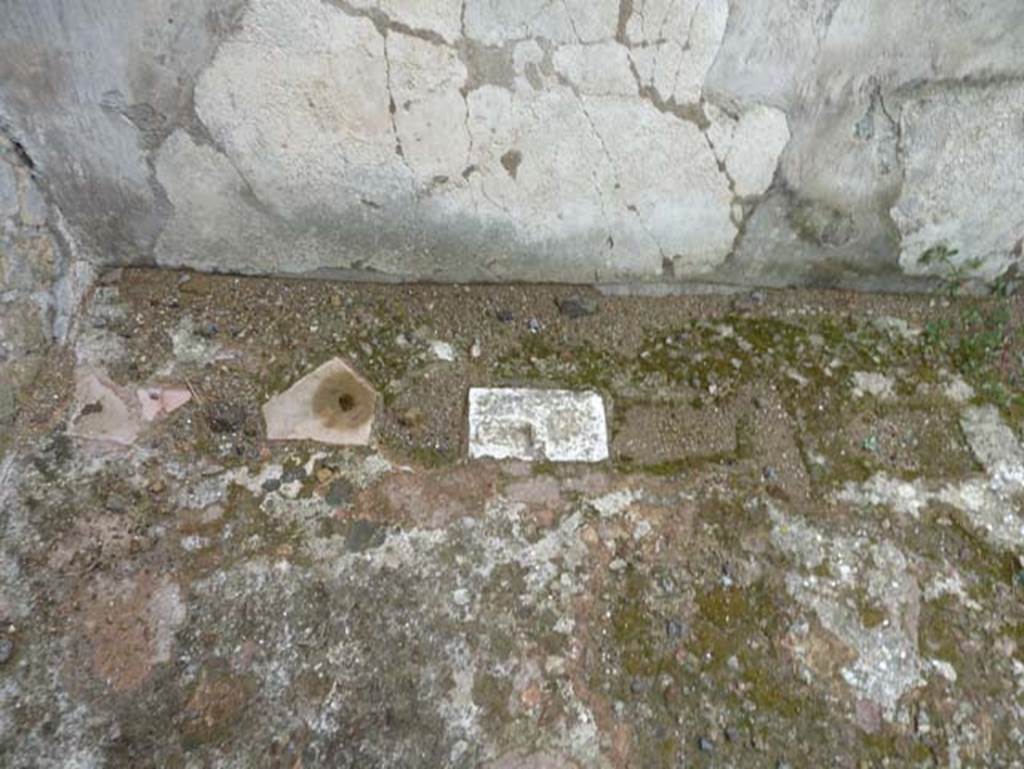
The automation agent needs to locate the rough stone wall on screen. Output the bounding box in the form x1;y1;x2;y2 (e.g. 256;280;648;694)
0;1;1022;288
0;133;85;427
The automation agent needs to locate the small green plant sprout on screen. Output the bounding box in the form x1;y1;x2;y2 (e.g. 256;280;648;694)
918;244;985;297
917;243;959;267
916;244;1022;409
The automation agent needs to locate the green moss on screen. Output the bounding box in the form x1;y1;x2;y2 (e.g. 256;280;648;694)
918;595;962;664
858;603;887;629
218;484;307;564
472;671;513;732
606;569;673;681
494;334;618;390
616;452;734;478
403;445;455;468
693;585;759;670
858;730;934;764
741;660;806;719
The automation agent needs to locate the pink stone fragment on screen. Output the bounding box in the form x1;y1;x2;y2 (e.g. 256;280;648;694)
68;369;141;446
137;386;192;422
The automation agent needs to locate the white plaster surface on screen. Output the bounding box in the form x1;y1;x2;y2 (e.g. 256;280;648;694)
4;0;1024;288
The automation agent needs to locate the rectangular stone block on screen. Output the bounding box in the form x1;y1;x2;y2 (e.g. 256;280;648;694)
468;387;608;463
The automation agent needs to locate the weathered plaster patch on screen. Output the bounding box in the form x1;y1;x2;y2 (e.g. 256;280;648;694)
154;0;749;278
194;0;397;214
552;42;636;96
344;0;464;43
387;31;470;178
893;83;1024;280
154;131;278;272
837;474;929;518
960;405;1024;475
769;502;926;717
722;105;790;197
625;0;730;105
851;370;896;400
837;406;1024;550
464;0;619;46
580;94;735;270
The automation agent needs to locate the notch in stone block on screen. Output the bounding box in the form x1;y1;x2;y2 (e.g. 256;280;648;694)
467;387;608;463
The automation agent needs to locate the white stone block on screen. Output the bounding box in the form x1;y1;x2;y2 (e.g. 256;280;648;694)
468;388;608;462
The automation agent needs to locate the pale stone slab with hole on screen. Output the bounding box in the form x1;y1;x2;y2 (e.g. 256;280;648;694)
263;358;377;445
468;388;609;463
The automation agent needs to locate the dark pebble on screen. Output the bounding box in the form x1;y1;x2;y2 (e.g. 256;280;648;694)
556;294;599;319
105;494;129;514
261;477;282;493
346;520;384;553
698;736;714;752
666;618;686;639
495;309;515;323
0;638;13;664
205;401;247;434
325;478;355;507
281;465;306;484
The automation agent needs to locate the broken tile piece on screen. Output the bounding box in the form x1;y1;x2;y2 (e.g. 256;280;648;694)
468;388;608;463
262;358;377;445
137;386;192;422
68;368;141;446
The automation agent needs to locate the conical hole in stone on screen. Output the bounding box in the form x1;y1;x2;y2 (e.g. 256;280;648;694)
311;371;373;430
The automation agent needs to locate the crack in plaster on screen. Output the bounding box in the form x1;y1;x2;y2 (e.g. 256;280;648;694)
381;33;418;188
323;0;451;46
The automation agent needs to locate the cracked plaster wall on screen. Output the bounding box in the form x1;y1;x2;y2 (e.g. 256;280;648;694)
0;0;1022;288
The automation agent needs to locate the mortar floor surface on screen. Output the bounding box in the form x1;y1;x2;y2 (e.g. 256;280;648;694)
3;269;1024;767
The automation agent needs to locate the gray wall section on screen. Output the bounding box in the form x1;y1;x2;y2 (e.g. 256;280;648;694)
1;0;1022;288
0;131;86;426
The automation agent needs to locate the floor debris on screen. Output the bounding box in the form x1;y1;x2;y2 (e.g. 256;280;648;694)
429;340;457;362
